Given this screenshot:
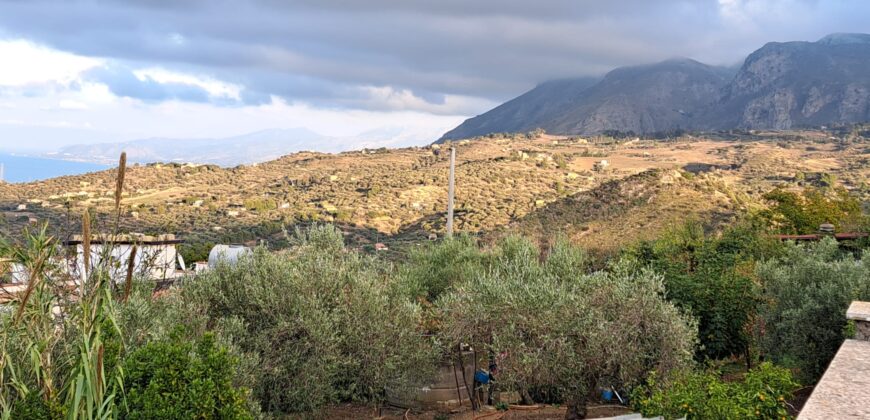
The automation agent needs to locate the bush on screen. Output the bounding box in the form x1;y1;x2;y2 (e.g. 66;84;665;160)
632;362;798;420
9;392;65;420
122;332;253;419
627;220;780;360
761;187;865;234
179;240;215;264
438;236;696;419
162;225;437;414
756;238;870;383
398;235;487;302
244;198;277;212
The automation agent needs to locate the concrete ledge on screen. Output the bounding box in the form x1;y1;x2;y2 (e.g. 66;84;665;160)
798;339;870;419
847;301;870;322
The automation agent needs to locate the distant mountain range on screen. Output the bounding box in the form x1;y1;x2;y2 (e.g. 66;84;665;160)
49;126;436;166
439;33;870;141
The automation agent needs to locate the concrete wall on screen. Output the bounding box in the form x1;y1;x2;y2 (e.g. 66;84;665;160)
74;243;178;282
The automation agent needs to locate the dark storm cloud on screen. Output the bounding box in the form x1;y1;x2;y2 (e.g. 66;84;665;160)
1;0;868;112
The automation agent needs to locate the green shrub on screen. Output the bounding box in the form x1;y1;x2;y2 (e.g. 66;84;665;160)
179;240;215;263
756;238;870;383
9;392;65;420
761;187;865;234
244;198;277;212
627;220;780;360
554;154;568;170
632;362;798;419
398;235;487;302
163;225;437;414
122;332;253;419
438;236;697;418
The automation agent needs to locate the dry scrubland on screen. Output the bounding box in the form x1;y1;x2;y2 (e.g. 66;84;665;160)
1;130;868;255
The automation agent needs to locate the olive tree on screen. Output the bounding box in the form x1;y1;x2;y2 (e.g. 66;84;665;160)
154;225;438;414
757;238;870;383
438;237;697;419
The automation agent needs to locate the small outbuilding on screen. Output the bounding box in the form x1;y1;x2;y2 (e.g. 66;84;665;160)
207;244;252;268
64;234;184;282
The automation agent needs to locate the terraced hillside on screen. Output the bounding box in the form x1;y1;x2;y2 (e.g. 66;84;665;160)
1;131;868;257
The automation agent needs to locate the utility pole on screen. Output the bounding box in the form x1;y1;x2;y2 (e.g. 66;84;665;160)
0;163;4;183
446;147;456;238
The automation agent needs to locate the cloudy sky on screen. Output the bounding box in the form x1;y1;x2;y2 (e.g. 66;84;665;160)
0;0;868;152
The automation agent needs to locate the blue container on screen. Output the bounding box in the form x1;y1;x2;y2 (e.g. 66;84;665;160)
601;389;614;402
474;370;490;385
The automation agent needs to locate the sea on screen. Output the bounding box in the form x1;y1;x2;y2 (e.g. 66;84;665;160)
0;154;109;184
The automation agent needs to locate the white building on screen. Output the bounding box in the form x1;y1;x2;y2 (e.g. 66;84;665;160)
64;234;184;282
593;159;610;171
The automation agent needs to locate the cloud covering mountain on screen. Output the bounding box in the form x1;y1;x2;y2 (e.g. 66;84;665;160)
1;1;870;150
440;34;870;140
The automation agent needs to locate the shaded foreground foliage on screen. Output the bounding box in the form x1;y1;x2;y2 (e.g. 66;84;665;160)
121;333;252;419
756;238;870;383
146;225;438;413
633;362;798;419
627;220;782;360
437;237;697;419
1;218;868;419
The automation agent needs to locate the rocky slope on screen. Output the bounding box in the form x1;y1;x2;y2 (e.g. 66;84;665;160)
540;59;730;135
437;77;599;141
440;33;870;140
706;33;870;130
2;131;867;256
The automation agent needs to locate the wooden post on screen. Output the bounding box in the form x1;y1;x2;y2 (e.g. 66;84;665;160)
446;147;455;238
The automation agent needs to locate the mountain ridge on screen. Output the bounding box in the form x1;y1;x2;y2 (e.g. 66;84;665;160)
439;33;870;141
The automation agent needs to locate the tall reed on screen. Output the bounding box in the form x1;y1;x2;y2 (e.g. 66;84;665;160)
0;152;130;419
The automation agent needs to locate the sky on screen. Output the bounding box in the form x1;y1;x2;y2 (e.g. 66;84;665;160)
0;0;868;152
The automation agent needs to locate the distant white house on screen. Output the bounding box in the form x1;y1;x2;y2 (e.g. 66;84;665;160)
593;160;610;171
64;234;184;282
0;258;28;284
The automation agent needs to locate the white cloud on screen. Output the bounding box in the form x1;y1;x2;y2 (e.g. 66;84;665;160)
356;85;496;115
0;38;468;152
0;91;466;152
132;67;243;100
57;100;89;110
0;39;102;87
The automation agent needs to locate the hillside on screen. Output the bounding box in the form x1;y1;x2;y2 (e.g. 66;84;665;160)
437;77;599;141
707;33;870;130
440;33;870;140
2;130;868;258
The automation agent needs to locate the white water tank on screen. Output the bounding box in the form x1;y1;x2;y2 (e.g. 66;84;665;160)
207;245;252;268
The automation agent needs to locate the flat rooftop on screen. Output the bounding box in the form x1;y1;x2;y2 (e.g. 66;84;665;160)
63;233;182;246
798;339;870;419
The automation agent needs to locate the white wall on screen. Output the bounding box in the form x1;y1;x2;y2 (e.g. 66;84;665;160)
74;243;178;282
